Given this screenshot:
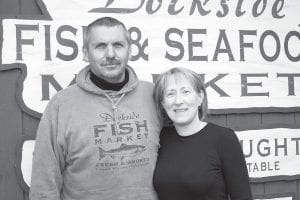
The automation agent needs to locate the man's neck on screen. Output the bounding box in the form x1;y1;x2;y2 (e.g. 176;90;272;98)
90;70;129;91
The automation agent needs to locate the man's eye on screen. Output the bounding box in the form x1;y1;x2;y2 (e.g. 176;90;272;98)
114;43;123;48
96;44;106;49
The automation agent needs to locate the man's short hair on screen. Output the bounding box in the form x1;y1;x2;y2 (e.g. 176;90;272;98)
83;17;130;49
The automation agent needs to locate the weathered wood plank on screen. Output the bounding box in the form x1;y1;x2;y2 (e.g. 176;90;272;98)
250;182;265;196
295;112;300;125
0;68;24;200
261;113;295;126
22;113;39;139
264;180;298;200
20;0;42;15
226;113;263;131
297;180;300;200
0;0;20;15
206;114;227;127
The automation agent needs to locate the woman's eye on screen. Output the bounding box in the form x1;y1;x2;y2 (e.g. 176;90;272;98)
182;90;191;94
165;92;175;98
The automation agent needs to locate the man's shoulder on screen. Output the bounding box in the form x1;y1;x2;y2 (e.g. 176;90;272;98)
137;80;154;89
48;84;81;104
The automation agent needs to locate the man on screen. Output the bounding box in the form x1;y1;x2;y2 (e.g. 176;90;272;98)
29;17;161;200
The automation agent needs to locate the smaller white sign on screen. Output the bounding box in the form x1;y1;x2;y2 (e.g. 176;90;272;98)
255;197;292;200
21;140;35;187
236;128;300;179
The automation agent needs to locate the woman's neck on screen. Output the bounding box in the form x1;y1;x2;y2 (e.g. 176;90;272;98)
175;120;207;137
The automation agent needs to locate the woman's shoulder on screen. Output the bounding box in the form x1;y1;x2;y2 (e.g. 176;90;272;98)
161;125;176;134
160;126;176;139
205;123;238;144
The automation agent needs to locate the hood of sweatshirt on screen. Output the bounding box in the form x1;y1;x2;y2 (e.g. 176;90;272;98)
76;65;139;134
76;65;138;96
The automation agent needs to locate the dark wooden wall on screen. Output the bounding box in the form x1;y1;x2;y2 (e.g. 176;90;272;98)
1;0;300;200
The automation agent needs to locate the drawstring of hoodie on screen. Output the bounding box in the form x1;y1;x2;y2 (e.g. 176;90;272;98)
104;93;125;134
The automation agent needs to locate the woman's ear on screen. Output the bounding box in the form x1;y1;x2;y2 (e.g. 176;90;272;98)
83;47;89;62
198;91;204;106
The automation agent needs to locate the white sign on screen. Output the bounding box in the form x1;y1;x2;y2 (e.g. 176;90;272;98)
236;128;300;180
255;197;292;200
1;0;300;113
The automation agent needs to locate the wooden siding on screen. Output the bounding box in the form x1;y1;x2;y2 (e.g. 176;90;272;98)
0;0;300;200
0;68;25;200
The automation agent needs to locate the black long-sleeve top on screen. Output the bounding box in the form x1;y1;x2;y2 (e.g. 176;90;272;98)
153;123;252;200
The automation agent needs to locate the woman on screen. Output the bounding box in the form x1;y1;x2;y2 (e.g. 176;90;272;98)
153;67;252;200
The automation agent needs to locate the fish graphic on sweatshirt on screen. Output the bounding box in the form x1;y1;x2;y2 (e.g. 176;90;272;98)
98;143;146;160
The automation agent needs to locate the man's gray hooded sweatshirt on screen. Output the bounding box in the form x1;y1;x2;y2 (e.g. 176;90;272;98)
29;66;161;200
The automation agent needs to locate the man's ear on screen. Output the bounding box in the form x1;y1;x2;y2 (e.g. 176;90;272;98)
83;46;89;62
128;45;132;60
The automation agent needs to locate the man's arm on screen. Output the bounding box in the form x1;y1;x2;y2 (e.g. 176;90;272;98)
29;102;64;200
